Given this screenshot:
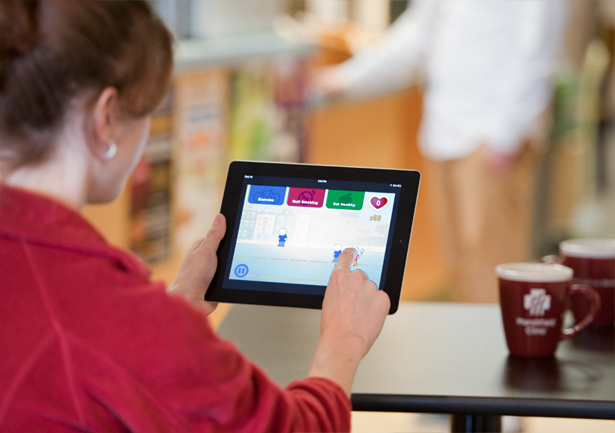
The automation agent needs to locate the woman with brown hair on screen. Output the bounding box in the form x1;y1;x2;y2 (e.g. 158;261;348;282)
0;1;390;431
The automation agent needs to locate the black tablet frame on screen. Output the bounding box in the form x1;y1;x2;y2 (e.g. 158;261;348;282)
206;161;420;314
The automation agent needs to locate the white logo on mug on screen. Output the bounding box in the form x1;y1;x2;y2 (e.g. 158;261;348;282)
524;288;551;317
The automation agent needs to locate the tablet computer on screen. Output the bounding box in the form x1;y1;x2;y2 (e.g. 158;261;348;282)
206;161;420;314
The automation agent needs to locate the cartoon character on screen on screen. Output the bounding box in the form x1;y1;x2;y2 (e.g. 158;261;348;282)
277;228;288;247
332;243;342;262
353;248;365;266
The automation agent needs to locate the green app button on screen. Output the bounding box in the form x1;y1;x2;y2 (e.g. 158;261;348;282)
326;190;365;210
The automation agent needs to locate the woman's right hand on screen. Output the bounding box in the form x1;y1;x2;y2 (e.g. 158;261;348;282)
321;248;390;357
308;248;390;395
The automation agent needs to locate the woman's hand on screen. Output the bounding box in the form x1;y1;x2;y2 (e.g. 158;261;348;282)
321;248;390;356
308;248;390;395
167;214;226;315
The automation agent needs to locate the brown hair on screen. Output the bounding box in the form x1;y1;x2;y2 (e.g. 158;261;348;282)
0;0;174;167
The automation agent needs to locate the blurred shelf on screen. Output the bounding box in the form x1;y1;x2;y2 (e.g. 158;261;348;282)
175;32;314;71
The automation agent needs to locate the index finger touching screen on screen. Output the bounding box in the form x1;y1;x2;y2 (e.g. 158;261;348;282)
334;248;358;272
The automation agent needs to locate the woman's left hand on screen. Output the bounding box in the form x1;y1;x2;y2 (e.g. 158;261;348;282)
167;213;226;315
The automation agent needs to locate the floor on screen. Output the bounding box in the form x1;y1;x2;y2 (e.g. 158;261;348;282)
351;412;615;432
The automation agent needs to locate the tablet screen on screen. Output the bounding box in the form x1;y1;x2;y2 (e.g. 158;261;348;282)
208;161;420;313
224;176;400;295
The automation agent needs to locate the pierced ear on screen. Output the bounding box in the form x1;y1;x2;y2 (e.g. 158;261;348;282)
87;87;119;159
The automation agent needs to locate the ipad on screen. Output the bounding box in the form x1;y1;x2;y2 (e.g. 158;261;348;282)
206;161;420;314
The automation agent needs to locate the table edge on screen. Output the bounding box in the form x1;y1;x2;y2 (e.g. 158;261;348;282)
351;394;615;420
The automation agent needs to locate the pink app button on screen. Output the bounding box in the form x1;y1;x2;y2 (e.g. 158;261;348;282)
288;188;325;208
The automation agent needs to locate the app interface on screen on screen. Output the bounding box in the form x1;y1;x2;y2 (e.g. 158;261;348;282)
227;182;396;292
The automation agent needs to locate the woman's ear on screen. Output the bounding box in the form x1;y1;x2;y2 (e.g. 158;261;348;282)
87;87;119;159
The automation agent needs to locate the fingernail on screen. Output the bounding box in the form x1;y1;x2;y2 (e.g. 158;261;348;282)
213;214;223;225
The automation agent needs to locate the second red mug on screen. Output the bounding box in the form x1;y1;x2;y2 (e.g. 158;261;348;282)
543;238;615;328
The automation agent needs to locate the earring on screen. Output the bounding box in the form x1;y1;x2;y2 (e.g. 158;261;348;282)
104;140;117;160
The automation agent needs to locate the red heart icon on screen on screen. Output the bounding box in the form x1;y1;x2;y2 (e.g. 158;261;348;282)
370;196;388;210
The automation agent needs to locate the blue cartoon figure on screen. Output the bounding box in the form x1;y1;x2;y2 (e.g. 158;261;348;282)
332;244;342;262
277;228;288;247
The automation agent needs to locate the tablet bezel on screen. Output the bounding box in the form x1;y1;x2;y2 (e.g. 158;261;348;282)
206;161;420;314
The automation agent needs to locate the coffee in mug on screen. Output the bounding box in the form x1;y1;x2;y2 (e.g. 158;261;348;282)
497;263;600;357
546;239;615;328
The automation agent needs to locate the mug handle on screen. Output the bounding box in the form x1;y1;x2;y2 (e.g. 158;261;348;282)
561;284;601;340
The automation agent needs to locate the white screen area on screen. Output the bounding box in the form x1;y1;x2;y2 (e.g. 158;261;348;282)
228;184;396;288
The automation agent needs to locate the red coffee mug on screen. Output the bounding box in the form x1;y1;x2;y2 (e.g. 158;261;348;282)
497;263;600;357
543;238;615;328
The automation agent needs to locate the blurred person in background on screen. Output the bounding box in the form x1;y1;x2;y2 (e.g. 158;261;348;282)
314;0;570;303
0;1;389;431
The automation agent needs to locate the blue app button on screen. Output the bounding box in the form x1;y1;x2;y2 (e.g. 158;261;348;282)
248;185;286;206
234;264;249;278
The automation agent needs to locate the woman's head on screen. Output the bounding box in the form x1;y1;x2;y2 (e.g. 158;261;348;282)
0;0;173;169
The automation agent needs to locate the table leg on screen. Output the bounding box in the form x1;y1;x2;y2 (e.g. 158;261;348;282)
450;414;501;432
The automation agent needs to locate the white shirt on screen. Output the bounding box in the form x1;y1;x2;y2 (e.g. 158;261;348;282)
337;0;570;161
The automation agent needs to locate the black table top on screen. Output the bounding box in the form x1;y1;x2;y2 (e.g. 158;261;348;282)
216;302;615;419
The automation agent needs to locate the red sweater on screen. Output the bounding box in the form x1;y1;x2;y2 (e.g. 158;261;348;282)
0;186;351;432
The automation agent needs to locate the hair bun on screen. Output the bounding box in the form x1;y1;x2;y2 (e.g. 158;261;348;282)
0;0;40;61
